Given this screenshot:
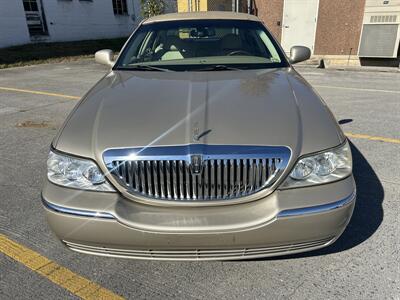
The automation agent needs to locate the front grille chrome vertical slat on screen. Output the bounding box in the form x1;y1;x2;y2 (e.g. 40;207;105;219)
159;161;166;198
146;161;153;197
254;159;260;190
223;159;228;198
229;159;235;197
197;166;203;200
153;161;159;198
133;161;139;190
139;161;146;194
268;158;277;183
192;172;197;200
261;159;267;187
127;161;133;188
242;160;248;195
121;161;126;183
204;161;209;199
216;160;222;199
172;161;178;200
210;160;216;198
165;161;172;199
248;160;254;193
185;161;191;199
178;161;185;200
236;159;241;197
106;146;290;202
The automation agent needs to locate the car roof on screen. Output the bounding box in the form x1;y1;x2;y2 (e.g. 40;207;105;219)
142;11;261;24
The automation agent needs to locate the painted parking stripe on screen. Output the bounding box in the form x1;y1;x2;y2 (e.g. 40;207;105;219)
345;132;400;144
0;234;124;300
314;85;400;94
0;86;80;100
1;86;399;144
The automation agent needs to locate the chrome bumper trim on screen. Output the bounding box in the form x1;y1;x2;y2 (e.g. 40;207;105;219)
277;191;356;218
63;237;335;261
41;197;115;219
42;191;355;220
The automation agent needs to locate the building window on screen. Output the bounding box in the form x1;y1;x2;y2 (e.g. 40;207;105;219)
112;0;128;15
23;0;39;11
22;0;48;36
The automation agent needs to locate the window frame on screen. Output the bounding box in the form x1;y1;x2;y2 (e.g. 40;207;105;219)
112;0;128;15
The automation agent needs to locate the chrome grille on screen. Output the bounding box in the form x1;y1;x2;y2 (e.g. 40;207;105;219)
104;145;290;202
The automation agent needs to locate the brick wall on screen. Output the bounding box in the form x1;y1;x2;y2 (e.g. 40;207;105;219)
254;0;284;42
254;0;366;56
314;0;366;55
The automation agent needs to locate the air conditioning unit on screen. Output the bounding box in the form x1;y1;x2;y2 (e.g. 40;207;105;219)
358;0;400;58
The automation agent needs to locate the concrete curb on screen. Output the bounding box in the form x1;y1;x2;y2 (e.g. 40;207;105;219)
296;64;400;73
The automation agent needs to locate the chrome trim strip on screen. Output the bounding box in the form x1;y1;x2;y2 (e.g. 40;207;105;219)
42;191;355;221
41;197;115;219
277;191;356;218
64;237;335;261
103;144;291;163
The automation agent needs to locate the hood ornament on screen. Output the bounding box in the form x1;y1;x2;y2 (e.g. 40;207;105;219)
193;128;212;142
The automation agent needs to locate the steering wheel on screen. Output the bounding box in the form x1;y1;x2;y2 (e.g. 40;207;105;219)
227;50;252;56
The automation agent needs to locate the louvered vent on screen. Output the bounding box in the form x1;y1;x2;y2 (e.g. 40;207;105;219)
370;15;397;23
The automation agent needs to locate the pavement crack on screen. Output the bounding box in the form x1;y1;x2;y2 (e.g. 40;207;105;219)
287;280;305;299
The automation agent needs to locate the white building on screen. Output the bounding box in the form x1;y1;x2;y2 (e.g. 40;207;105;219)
0;0;177;48
0;1;31;48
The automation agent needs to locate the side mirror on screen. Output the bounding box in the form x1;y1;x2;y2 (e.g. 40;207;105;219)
95;49;115;67
289;46;311;64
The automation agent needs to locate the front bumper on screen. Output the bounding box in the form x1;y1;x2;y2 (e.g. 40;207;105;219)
42;176;356;261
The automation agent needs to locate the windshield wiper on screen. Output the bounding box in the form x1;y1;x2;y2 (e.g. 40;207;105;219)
119;65;172;72
196;65;243;72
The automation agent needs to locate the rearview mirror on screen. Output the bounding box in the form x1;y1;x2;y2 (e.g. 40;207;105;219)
289;46;311;64
95;49;115;67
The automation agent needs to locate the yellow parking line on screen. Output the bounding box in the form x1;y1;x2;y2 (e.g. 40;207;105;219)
0;234;124;300
0;86;80;100
346;132;400;144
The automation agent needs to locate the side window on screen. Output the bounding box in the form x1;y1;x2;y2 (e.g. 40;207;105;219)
257;30;281;62
137;31;158;61
112;0;128;15
120;31;147;65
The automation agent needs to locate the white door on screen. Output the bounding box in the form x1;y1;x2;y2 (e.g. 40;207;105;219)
281;0;319;54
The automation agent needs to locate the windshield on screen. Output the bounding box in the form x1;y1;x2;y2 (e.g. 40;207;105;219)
115;20;288;71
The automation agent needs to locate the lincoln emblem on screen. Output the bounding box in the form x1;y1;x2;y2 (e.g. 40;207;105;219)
190;155;203;175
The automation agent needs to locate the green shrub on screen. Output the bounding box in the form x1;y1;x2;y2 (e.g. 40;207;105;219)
141;0;165;18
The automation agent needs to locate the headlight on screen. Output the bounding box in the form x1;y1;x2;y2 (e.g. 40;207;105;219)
280;140;352;189
47;150;115;192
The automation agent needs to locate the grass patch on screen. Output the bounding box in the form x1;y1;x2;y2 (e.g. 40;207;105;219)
0;38;127;69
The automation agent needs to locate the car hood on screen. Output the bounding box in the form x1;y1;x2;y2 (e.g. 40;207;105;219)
54;68;344;163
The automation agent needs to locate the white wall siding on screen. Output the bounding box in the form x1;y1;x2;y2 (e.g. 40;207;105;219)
0;1;31;48
42;0;139;42
0;0;179;48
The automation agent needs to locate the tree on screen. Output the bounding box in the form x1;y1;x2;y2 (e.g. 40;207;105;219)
141;0;165;18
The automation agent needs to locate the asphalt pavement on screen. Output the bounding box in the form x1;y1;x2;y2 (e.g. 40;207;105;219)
0;60;399;299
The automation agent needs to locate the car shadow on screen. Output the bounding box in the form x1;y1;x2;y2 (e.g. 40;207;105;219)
251;141;384;260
